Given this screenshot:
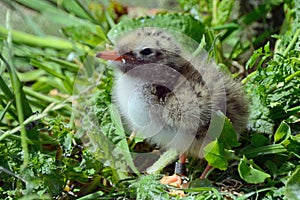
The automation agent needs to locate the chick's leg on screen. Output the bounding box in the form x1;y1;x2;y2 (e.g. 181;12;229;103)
175;153;187;175
199;164;213;179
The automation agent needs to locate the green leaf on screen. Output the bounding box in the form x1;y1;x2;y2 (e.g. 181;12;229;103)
241;144;287;158
238;156;271;184
202;111;241;170
265;160;278;177
251;134;269;147
109;104;140;175
207;111;240;149
44;173;65;196
0;54;32;119
48;57;79;73
203;139;228;170
0;25;87;51
59;0;95;21
0;74;14;99
274;121;291;143
30;60;66;80
77;191;105;200
286;167;300;200
17;69;45;82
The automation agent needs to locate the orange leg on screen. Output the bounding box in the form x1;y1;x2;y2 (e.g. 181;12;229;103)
199;164;213;179
175;153;187;175
179;153;187;163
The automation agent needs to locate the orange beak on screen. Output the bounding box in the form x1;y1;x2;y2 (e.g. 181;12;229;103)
96;50;123;61
97;50;137;63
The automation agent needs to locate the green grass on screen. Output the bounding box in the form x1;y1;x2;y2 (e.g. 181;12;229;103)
0;0;300;199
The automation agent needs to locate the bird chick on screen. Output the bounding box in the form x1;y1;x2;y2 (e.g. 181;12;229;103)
97;27;249;180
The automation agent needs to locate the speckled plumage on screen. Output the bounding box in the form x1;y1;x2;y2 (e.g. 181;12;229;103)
110;27;249;158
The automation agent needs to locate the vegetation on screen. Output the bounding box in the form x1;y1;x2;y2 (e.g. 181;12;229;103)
0;0;299;199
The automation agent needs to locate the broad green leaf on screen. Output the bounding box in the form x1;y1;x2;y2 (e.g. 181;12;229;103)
251;134;268;147
207;111;240;149
274;121;291;143
238;156;271;184
202;111;241;170
203;139;227;170
286;167;300;200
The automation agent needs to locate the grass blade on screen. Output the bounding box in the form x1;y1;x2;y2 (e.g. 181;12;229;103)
59;0;96;22
0;25;89;51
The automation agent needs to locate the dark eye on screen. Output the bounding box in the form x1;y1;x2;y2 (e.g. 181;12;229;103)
139;48;154;56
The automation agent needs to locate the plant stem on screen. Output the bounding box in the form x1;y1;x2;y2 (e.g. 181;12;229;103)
241;71;257;84
283;28;300;57
5;10;29;169
0;100;12;121
285;70;300;82
212;0;218;26
23;86;60;103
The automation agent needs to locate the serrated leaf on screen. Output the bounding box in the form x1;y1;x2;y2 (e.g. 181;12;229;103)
238;156;271;184
285;167;300;200
107;13;205;44
274;121;291;143
203;139;228;170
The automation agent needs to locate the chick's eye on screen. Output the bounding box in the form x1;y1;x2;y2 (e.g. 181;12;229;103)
139;48;154;56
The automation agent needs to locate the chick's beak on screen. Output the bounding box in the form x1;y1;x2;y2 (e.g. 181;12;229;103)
96;50;123;61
